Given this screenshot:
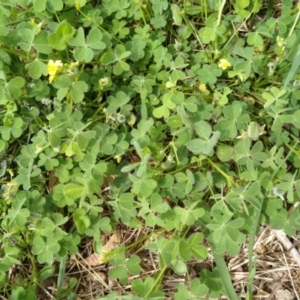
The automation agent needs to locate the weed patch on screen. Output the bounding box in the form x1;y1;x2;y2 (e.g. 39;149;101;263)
1;0;300;299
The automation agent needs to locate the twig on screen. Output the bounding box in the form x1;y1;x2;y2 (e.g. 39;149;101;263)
273;229;300;268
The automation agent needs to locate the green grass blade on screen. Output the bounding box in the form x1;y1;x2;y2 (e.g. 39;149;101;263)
57;256;67;290
212;250;239;300
246;206;261;300
283;45;300;87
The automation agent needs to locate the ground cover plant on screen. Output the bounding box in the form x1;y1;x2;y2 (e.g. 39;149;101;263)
1;0;300;299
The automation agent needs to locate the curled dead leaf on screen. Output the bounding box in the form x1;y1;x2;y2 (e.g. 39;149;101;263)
84;232;120;266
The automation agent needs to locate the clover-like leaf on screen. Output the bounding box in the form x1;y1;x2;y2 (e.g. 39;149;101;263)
197;64;222;84
198;16;227;43
63;183;86;200
48;22;75;50
132;277;155;298
186;121;220;156
68;27;105;62
207;209;245;255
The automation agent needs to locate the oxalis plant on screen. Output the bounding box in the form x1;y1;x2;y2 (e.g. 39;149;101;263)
1;0;300;299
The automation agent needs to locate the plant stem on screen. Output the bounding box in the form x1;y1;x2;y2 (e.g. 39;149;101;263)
288;1;300;37
145;265;168;298
206;157;235;187
217;0;226;26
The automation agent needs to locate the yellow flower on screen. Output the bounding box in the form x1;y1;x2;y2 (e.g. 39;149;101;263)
75;0;81;10
47;60;63;83
198;83;207;92
218;59;231;70
47;60;63;75
29;19;36;26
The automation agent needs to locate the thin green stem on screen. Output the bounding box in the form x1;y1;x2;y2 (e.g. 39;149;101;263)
217;0;226;26
144;228;190;298
77;9;123;44
206;157;235;187
181;10;203;49
145;265;168;298
288;2;300;37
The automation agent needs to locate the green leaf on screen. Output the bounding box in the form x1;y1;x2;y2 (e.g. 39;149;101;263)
86;27;106;50
69;27;105;62
199;16;227;44
38;266;55;281
48;22;75;50
33;0;47;12
186;132;221;156
190;278;209;296
153;105;170;119
262;87;287;108
115;193;137;223
246;32;263;47
74;47;94;63
32;236;60;264
236;0;250;9
68;27;85;47
150;15;167;29
151;0;168;15
126;255;141;275
70;81;89;103
7;191;30;228
26;60;48;80
73;208;91;234
171;258;187;275
63;183;85;199
161;241;175;265
108;265;128;285
197;64;222;84
33;31;52;54
179;239;190;261
126;36;146;62
18;28;35;52
217;145;234;162
132;277;155;298
175;284;189;300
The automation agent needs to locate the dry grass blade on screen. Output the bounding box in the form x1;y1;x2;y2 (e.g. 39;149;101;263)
75;252;112;292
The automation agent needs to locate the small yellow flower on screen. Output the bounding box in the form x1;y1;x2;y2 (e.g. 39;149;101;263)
198;83;208;93
47;60;63;75
218;59;231;70
48;74;55;83
29;19;36;26
75;0;81;10
47;60;63;83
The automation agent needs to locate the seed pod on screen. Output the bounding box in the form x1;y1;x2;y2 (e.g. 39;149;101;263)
171;4;182;26
247;122;260;141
